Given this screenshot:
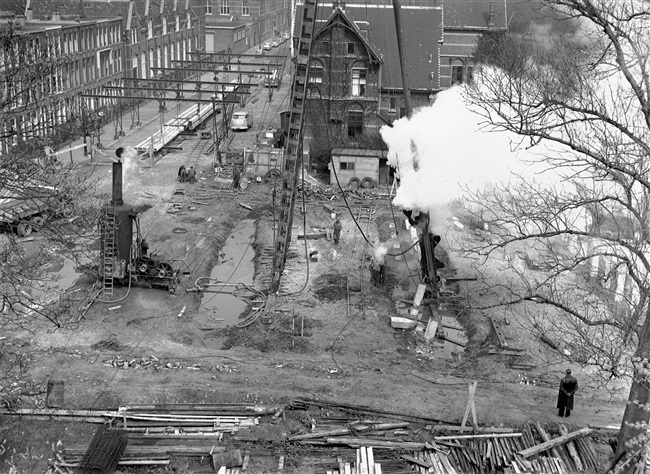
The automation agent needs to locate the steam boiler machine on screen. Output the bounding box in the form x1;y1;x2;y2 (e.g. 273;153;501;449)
100;152;179;295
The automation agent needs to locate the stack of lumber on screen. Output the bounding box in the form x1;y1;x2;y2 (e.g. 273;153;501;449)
325;447;383;474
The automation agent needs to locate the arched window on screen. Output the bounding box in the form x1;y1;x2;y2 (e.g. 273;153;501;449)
140;54;147;79
149;48;155;77
347;104;364;137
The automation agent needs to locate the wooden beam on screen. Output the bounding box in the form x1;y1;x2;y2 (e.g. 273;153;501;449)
460;381;478;433
433;433;522;441
559;423;584;471
519;427;594;458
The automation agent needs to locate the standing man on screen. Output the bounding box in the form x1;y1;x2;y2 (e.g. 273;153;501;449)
188;166;197;183
333;218;342;245
557;369;578;417
233;166;241;190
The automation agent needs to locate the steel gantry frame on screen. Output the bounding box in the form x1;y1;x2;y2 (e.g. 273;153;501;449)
269;0;319;294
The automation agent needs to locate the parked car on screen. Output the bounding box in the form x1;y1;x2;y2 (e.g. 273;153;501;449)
256;46;265;55
262;42;272;51
272;40;280;47
231;111;253;131
283;33;290;41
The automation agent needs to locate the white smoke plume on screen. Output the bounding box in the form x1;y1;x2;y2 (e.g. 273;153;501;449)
373;242;390;266
379;86;556;231
119;145;139;198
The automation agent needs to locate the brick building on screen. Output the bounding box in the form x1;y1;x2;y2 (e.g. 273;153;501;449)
0;0;204;153
440;0;507;88
0;12;124;153
204;0;291;54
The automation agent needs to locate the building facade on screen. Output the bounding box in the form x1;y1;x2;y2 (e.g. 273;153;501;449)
305;6;383;144
0;13;124;153
204;0;291;54
0;0;204;153
440;0;507;88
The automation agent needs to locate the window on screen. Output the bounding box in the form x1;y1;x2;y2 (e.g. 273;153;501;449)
131;27;138;44
389;97;397;111
206;0;212;14
242;0;250;16
340;162;355;171
148;19;153;38
163;16;168;34
321;40;330;54
351;68;366;97
348;108;363;137
220;0;230;15
451;59;464;85
176;15;180;31
347;42;355;55
309;63;323;83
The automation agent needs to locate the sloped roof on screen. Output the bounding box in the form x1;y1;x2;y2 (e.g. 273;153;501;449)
343;4;443;90
315;7;382;63
298;3;443;91
444;0;507;30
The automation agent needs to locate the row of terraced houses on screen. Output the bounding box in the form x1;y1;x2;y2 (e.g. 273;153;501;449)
0;0;507;154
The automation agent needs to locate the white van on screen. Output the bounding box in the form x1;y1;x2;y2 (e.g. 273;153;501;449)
231;111;253;131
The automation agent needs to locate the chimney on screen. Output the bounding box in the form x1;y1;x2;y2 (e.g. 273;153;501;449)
25;9;33;21
488;1;496;28
113;148;125;205
52;11;61;22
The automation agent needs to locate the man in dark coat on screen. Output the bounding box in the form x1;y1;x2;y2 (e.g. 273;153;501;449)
233;166;241;190
557;369;578;417
333;218;342;244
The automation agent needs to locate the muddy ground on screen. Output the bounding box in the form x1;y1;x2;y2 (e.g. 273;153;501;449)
0;141;628;473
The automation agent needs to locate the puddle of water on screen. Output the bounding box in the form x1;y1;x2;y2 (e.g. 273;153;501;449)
199;220;257;326
28;256;87;302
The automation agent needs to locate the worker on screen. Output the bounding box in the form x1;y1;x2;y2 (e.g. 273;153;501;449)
178;165;187;183
379;262;387;285
557;369;578;417
233;166;241;190
188;166;197;184
333;218;342;244
370;258;380;286
140;238;149;257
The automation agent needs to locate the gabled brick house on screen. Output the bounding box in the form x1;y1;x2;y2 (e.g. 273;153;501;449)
305;5;383;145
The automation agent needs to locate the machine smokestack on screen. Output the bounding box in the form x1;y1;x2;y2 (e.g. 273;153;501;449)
112;148;125;205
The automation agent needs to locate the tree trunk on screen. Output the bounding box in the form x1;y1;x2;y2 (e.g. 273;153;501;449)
616;312;650;460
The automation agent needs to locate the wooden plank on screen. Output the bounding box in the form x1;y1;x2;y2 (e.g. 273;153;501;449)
558;424;583;471
413;284;427;306
360;447;369;474
289;422;409;441
434;433;523;441
424;318;439;340
533;422;572;468
327;438;426;450
489;316;508;347
367;447;375;474
519;427;594;458
401;454;432;468
460;382;478;433
429;425;515;434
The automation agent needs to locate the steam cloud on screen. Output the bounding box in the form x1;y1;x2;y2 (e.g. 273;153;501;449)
379;86;551;231
119;145;139;197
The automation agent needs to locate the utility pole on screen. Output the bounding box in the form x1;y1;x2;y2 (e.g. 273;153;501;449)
392;0;437;294
392;0;413;119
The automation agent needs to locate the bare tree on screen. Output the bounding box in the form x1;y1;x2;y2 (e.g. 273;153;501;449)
459;0;650;463
0;24;102;334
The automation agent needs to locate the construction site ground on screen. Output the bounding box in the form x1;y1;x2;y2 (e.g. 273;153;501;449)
0;62;629;473
2;152;628;472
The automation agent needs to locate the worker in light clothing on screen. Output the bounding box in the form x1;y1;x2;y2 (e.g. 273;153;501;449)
557;369;578;417
333;218;342;244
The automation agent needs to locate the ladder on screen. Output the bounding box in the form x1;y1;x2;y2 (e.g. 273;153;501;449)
102;205;117;297
270;0;318;293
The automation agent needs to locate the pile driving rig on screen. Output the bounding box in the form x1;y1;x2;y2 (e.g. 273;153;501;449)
99;150;179;297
